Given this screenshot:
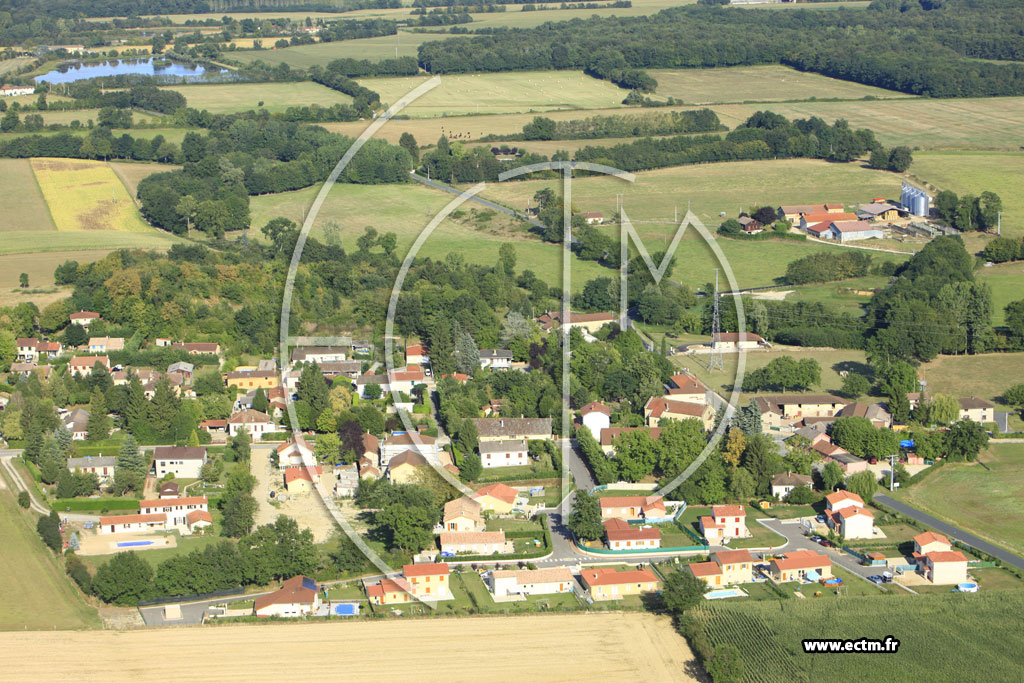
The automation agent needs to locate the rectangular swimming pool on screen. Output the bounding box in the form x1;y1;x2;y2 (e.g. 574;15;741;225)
705;588;747;600
332;603;360;616
116;540;155;548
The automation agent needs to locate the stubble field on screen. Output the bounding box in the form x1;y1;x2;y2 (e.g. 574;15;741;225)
164;81;353;114
0;613;698;682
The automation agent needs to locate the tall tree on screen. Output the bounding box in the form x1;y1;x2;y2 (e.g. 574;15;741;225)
86;389;111;441
567;491;603;541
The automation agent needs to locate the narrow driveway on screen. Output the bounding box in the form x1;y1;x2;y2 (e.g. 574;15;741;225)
994;411;1010;434
875;494;1024;572
756;518;892;591
139;592;274;627
0;451;49;514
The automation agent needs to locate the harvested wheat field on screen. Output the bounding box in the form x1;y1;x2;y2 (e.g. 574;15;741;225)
30;157;152;232
0;613;699;682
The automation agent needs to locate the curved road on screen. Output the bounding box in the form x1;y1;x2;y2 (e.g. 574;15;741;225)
0;451;49;514
875;493;1024;573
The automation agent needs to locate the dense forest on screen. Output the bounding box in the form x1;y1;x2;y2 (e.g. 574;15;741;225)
417;0;1024;97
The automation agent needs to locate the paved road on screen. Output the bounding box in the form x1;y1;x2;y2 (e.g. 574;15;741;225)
139;592;274;627
875;494;1024;573
756;518;897;592
994;411;1010;434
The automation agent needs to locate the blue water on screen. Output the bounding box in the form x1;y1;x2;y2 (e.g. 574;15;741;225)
705;588;746;600
35;58;226;84
333;603;359;616
117;540;154;547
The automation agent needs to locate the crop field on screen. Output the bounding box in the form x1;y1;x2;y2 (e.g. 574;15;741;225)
30;157;154;232
896;444;1024;554
356;71;629;117
110;127;191;145
0;489;100;631
674;346;871;400
250;181;607;289
461;0;691;29
0;159;56;231
690;591;1024;682
0;56;33;76
0;250;106;308
322;104;710;144
918;351;1024;402
711;97;1024;150
649;65;905;105
164;82;352;114
0;613;698;682
910;151;1024;238
229;32;447;67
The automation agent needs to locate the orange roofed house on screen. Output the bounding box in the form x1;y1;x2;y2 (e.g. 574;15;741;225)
599;495;668;522
911;532;968;584
471;483;523;514
643;396;715;430
699;505;748;543
367;563;452;604
688;549;756;586
603;518;661;551
580;566;659;601
770;549;833;583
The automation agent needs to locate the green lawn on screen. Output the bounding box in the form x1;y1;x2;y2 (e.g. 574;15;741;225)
229;31;448;67
163;81;353;115
978;261;1024;326
675;346;871;403
678;505;778;548
79;532;222;572
0;489;100;630
895;443;1024;556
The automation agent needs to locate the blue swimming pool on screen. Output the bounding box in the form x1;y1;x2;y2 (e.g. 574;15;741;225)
333;603;359;616
117;540;154;547
705;588;747;600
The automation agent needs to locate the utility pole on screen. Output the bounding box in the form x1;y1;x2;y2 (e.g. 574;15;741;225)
997;211;1001;236
888;453;897;491
709;269;723;372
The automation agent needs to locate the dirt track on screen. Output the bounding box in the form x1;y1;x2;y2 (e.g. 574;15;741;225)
0;613;700;682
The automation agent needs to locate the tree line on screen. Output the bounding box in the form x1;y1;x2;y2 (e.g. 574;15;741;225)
515;109;723;141
416;1;1024;98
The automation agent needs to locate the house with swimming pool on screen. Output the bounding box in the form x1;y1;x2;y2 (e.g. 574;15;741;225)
769;550;833;583
688;549;756;586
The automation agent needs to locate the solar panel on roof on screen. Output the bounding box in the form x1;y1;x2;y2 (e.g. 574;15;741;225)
302;577;317;591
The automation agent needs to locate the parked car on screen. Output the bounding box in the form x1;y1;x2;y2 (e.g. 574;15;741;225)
869;457;878;465
819;539;833;548
815;514;826;523
868;575;884;585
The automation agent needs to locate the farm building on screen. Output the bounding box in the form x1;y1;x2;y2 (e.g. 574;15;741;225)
808;220;884;243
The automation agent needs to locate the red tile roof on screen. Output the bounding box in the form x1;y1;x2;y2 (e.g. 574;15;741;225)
825;490;864;507
599;495;666;514
914;532;950;548
99;513;166;525
645;396;707;419
773;549;830;571
581;567;658;587
580;401;611;416
604;521;661;543
838;506;874;519
689;561;723;578
254;575;318;612
700;515;721;530
284;466;322;484
140;496;208;509
668;373;705;394
473;483;519;505
403;562;449;578
925;550;968;564
186;510;213;524
715;549;754;565
600;426;662;446
712;505;746;518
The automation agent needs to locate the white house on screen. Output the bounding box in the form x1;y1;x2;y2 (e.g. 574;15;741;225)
824;490;873;539
0;84;35;97
478;439;528;468
770;471;814;499
290;346;347;365
153;446;208;479
254;576;321;618
699;505;748;542
958;397;995;424
439;530;514;556
489;567;574;598
139;495;210;534
712;332;765;351
67;456;116;483
227;409;274;438
62;408;90;440
405;344;429;366
87;337;125;353
68;311;100;328
579;401;610;440
276;438;314;469
68;355;110;377
479;349;513;369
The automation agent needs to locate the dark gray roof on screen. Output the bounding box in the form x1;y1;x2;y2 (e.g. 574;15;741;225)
470;417;552;439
